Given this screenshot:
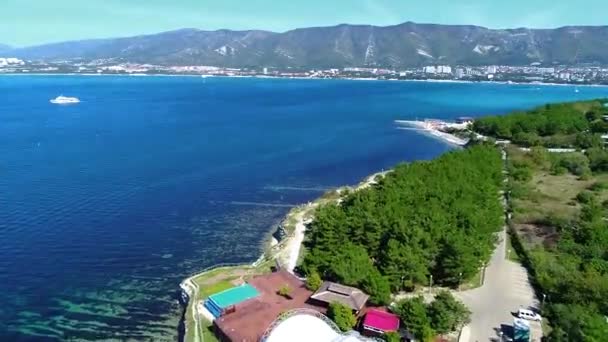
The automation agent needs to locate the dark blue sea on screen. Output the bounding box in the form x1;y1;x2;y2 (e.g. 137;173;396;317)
1;76;606;341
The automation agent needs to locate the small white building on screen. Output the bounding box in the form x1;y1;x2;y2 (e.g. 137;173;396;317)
0;57;25;67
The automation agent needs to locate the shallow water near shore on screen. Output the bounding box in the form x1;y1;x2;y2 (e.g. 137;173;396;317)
1;76;606;341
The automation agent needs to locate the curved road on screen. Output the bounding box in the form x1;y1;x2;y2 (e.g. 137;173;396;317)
455;227;542;341
456;149;542;341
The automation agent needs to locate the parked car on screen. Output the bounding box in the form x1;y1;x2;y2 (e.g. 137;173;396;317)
517;308;542;321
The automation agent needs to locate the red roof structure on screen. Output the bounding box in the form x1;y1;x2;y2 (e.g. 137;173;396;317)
362;309;400;333
213;270;326;341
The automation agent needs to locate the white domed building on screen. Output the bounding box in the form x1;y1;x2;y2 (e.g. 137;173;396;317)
261;309;371;342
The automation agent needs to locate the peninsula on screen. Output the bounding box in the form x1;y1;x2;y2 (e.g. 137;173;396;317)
180;99;608;342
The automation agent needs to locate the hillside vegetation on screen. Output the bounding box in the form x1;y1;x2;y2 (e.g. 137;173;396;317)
473;100;608;148
507;146;608;340
302;145;504;304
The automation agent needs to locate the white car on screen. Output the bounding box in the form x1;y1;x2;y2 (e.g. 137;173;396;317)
518;308;542;321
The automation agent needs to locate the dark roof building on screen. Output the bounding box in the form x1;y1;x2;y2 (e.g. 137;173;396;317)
309;282;369;312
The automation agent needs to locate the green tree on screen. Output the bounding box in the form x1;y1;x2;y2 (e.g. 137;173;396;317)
360;271;391;305
383;331;401;342
546;304;608;342
331;243;375;286
427;291;471;334
575;133;603;149
327;302;357;332
305;271;323;291
394;296;434;341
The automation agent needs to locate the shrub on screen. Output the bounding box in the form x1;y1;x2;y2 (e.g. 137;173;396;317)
576;191;595;205
305;272;323;291
551;153;590;176
277;285;292;298
383;331;401;342
327;302;356;332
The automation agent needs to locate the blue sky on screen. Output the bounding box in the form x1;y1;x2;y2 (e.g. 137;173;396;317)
3;0;606;46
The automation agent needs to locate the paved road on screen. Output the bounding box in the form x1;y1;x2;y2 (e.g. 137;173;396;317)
455;228;542;342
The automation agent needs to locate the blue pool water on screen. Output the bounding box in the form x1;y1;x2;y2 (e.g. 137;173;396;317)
1;76;606;341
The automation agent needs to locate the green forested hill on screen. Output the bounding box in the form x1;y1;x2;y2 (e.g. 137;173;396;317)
301;145;504;304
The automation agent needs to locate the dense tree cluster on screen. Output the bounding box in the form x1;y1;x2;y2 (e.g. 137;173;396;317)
473;100;608;148
302;145;504;303
393;292;471;341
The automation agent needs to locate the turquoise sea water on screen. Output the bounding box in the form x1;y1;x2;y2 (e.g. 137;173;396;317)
1;76;606;341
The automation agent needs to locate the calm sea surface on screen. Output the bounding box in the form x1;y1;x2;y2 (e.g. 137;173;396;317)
1;76;606;341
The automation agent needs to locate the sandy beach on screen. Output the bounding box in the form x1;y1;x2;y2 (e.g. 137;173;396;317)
395;119;469;146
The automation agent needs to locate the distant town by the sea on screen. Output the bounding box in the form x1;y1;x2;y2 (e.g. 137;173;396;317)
2;57;608;85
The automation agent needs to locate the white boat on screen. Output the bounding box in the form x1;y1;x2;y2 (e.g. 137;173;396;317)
50;95;80;104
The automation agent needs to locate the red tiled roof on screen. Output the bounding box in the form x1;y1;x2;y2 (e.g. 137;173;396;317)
363;309;400;332
214;270;327;341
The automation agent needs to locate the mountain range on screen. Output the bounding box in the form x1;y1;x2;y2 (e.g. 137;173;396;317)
4;22;608;68
0;44;13;54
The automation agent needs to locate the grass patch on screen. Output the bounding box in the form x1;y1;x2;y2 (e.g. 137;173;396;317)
459;270;482;291
184;304;195;342
201;318;220;342
199;279;237;298
512;171;592;224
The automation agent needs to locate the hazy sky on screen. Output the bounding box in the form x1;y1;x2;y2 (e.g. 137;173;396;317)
3;0;607;46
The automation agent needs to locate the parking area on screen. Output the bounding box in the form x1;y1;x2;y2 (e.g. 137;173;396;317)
455;228;542;342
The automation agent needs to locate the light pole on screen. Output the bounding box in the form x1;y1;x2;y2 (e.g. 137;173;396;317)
542;293;547;306
458;272;463;290
429;275;433;293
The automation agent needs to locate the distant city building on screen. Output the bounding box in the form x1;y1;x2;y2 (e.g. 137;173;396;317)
423;66;436;74
423;65;451;74
538;67;555;74
455;68;465;78
437;65;452;74
0;57;25;67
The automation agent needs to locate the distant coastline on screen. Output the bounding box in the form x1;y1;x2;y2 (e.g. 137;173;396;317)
3;72;608;88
